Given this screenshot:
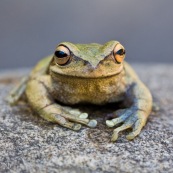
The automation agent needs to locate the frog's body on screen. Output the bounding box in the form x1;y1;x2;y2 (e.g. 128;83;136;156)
34;56;126;105
7;41;152;141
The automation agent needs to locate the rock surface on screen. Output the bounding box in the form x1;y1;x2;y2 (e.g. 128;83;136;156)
0;64;173;173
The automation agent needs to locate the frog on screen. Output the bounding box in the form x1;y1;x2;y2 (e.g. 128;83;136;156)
7;40;152;142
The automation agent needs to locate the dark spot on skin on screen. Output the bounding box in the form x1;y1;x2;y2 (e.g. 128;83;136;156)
83;60;90;66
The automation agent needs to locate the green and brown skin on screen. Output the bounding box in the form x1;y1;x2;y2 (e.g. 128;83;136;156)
7;40;152;142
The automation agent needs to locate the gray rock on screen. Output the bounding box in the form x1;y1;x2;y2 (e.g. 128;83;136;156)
0;64;173;173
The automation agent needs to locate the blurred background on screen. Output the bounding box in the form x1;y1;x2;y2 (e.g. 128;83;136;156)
0;0;173;70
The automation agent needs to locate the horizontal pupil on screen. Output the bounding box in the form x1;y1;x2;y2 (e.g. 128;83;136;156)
116;49;125;55
55;51;67;58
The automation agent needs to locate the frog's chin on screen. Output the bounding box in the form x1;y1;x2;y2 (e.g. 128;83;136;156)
49;65;124;79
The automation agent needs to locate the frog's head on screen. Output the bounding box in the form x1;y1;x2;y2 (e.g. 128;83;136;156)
49;40;126;78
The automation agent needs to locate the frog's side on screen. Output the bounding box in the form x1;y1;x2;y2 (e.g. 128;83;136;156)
7;40;152;141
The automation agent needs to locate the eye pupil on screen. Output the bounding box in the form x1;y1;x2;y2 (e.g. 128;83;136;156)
55;51;68;58
116;49;125;55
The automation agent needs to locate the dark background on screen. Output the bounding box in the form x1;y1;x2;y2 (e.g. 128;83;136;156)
0;0;173;69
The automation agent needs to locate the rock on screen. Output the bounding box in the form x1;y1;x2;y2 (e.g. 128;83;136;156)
0;64;173;173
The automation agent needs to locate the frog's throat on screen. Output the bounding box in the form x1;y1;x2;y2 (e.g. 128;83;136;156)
49;65;124;79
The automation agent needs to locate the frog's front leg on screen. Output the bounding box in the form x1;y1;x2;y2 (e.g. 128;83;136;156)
106;81;152;141
26;76;97;130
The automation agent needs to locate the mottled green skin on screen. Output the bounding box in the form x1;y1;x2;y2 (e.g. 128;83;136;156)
7;40;152;141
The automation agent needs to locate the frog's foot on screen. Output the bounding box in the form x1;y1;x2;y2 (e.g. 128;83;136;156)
106;109;147;141
54;112;97;131
6;76;28;105
6;94;19;106
42;105;97;131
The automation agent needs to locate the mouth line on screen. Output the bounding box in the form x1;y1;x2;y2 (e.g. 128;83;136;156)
50;69;123;79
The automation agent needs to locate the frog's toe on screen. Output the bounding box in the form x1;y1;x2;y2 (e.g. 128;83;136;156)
63;122;81;131
106;120;115;127
64;107;89;119
126;116;146;140
106;109;132;127
55;114;82;131
111;121;134;142
106;116;126;127
72;123;82;131
71;117;97;128
79;113;88;119
88;119;97;128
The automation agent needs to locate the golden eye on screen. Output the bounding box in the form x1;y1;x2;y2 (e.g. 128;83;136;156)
113;43;126;63
54;46;71;65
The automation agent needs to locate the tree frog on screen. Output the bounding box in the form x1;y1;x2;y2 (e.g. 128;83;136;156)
7;40;152;142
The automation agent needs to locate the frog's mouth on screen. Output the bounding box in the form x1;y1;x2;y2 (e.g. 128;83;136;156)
49;65;124;79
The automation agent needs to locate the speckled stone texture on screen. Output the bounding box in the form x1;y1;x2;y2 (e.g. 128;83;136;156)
0;64;173;173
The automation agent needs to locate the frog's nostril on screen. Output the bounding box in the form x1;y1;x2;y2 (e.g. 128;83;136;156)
83;61;89;66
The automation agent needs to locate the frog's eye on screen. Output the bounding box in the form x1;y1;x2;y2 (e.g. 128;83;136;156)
113;43;126;63
54;46;71;65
